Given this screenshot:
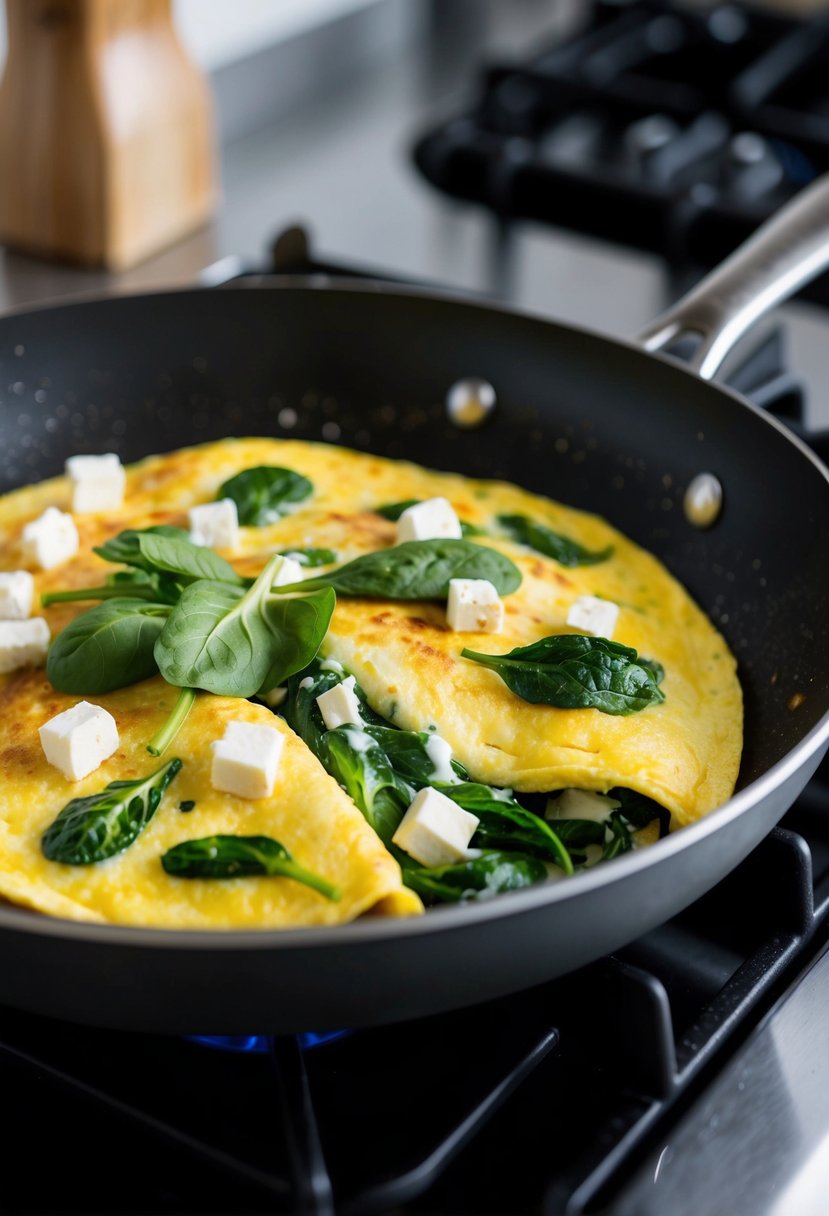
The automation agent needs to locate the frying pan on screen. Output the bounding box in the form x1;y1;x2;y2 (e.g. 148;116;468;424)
2;177;829;1034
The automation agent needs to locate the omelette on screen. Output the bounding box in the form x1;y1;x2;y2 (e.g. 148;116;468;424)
0;437;743;928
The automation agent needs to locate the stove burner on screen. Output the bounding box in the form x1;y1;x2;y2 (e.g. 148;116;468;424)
190;1030;349;1053
413;0;829;307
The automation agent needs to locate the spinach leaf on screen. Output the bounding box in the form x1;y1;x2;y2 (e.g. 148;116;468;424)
362;725;467;787
94;525;190;569
375;500;485;537
608;787;670;835
322;727;411;845
42;569;184;608
46;598;171;694
498;514;613;566
462;634;665;715
219;466;312;526
436;783;573;873
42;757;182;865
282;539;521;599
403;851;548;903
161;834;340;900
278;547;337;568
545;819;606;849
95;527;241;586
154;553;334;697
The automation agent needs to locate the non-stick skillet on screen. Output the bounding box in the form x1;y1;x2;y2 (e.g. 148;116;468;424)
1;177;829;1034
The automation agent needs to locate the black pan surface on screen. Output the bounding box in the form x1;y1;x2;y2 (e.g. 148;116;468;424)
0;282;827;1032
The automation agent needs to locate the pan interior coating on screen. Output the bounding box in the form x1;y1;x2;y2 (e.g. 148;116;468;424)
0;436;742;929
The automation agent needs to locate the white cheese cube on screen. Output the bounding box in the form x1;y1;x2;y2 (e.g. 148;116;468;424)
0;570;34;619
65;453;126;513
188;498;239;550
260;686;288;709
392;787;480;868
271;556;305;587
446;578;504;633
21;507;79;570
396;497;462;543
39;700;119;781
566;595;619;639
316;676;362;730
547;788;621;823
0;617;50;673
210;720;284;799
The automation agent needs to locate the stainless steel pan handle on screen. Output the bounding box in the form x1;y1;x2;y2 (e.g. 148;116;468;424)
638;172;829;380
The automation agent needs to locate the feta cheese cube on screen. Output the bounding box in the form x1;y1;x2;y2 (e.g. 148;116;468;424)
396;497;462;543
0;570;35;619
392;787;480;868
271;556;304;587
547;788;621;823
188;498;239;550
0;617;50;673
210;720;284;799
446;578;504;633
260;686;288;708
21;507;79;570
316;676;362;730
65;453;126;513
566;594;619;639
39;700;119;781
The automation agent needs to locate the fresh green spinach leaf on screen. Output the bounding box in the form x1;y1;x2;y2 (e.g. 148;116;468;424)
154;553;334;697
42;569;184;608
498;514;613;566
462;634;665;715
46;598;171;694
42;757;182;865
161;834;340;900
94;525;189;568
95;527;241;586
219;466;312;526
280;539;521;599
403;851;548;902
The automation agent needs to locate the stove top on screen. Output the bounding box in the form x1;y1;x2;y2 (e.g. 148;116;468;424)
3;237;829;1215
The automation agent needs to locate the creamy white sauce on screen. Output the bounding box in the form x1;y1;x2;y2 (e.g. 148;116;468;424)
342;728;375;754
320;657;345;675
299;677;314;690
425;734;458;784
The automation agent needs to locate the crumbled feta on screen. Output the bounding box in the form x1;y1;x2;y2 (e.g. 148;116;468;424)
392;787;480;868
210;720;284;799
260;686;288;709
270;556;304;587
0;617;50;673
21;507;79;570
396;497;462;543
316;676;362;730
0;570;34;619
446;578;504;633
188;498;239;550
566;595;619;639
65;453;126;513
546;788;621;823
39;700;119;781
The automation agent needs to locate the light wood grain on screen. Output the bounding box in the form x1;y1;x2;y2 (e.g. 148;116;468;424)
0;0;216;269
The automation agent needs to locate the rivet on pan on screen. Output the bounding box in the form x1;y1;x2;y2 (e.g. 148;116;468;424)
684;472;723;528
446;378;496;428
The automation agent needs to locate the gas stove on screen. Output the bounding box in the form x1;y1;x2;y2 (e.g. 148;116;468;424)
3;228;829;1214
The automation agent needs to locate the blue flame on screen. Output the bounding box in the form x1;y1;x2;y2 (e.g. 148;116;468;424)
189;1029;349;1053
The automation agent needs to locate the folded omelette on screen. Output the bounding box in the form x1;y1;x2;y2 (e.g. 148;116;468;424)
0;437;743;928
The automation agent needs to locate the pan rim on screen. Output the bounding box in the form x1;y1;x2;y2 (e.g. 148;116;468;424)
0;279;828;948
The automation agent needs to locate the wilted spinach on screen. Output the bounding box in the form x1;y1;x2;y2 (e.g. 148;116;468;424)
462;634;665;715
437;782;573;874
498;514;613;566
161;834;340;900
42;757;182;865
218;466;312;526
403;851;548;902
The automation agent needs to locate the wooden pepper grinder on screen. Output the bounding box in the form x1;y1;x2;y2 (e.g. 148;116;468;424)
0;0;216;268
